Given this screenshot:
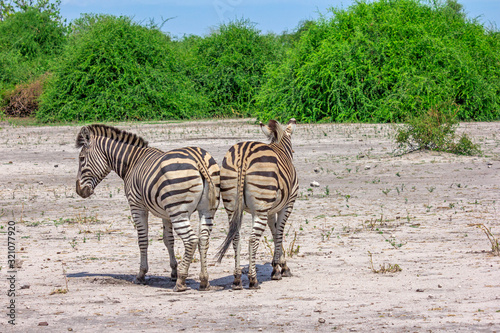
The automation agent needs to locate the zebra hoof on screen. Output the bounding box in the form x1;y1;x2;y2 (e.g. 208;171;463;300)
232;283;243;290
271;272;282;280
249;283;261;290
173;283;188;292
133;276;147;285
199;281;210;291
281;268;292;277
249;280;260;289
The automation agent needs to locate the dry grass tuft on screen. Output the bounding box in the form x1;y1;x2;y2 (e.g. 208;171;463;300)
2;74;48;117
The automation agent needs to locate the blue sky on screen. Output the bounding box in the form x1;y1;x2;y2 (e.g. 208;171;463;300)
59;0;500;37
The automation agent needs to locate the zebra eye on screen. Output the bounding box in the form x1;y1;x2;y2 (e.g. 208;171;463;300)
79;155;85;163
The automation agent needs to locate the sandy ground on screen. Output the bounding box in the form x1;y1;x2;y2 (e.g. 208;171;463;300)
1;119;499;332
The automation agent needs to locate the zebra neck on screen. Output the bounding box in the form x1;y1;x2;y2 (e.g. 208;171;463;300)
270;140;294;160
103;141;147;179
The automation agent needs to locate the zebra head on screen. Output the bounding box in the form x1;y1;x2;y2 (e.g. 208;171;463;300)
75;126;111;198
260;118;296;147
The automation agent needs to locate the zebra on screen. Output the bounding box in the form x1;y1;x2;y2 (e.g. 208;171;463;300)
216;119;298;289
75;124;220;292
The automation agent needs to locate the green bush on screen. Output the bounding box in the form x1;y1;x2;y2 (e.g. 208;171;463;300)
0;7;66;93
395;101;481;155
37;14;209;122
191;19;286;116
256;0;500;123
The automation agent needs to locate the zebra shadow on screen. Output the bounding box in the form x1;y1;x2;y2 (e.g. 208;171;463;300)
209;262;274;290
67;262;274;291
67;271;176;289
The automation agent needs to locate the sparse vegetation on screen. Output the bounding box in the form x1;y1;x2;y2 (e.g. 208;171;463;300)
368;252;402;274
395;103;482;155
286;231;300;258
469;224;500;256
50;262;69;295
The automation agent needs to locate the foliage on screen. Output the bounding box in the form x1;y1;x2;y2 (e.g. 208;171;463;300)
37;14;209;122
0;7;64;58
1;0;500;124
256;0;500;123
0;4;65;94
191;19;286;117
395;102;481;155
0;0;63;22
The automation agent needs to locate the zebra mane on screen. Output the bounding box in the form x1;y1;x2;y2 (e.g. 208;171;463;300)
75;124;149;149
266;120;285;144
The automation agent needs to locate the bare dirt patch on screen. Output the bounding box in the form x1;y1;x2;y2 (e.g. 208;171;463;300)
1;119;499;332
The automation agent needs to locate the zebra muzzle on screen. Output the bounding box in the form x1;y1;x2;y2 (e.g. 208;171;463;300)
76;180;93;198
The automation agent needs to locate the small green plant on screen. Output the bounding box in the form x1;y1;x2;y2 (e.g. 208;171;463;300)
324;186;330;196
385;236;405;249
395;103;481;156
25;221;41;227
69;237;77;249
382;188;391;196
320;227;335;241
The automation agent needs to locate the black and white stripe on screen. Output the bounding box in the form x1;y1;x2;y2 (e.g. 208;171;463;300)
75;124;220;292
216;119;298;289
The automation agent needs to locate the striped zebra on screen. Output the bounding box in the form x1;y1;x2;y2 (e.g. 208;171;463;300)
75;124;220;292
216;119;298;289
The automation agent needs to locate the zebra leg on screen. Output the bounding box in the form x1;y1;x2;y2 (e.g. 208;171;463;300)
275;205;295;277
266;213;282;280
162;218;178;281
197;207;213;291
232;230;243;290
172;218;198;292
248;213;267;289
131;209;149;285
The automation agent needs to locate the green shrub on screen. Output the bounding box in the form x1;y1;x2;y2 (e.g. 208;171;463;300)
191;19;286;116
395;101;481;155
256;0;500;123
0;7;66;93
37;14;208;122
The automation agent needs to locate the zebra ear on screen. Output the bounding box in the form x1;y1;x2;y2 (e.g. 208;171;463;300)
76;126;91;148
260;121;275;140
286;118;296;135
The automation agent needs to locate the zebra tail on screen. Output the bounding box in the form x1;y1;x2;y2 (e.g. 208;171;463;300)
195;158;218;210
216;159;246;263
